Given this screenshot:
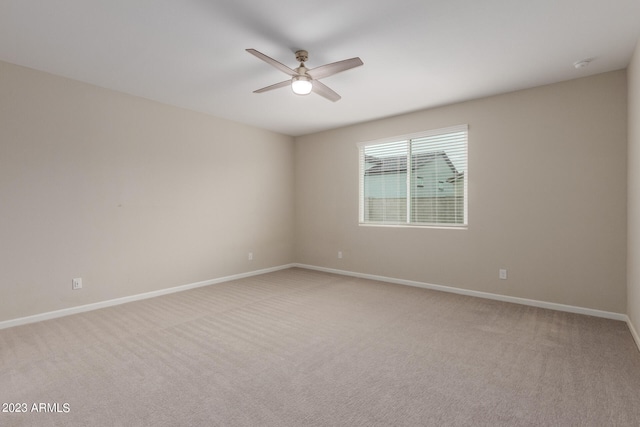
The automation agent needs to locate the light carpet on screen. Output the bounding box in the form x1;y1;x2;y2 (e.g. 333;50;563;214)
1;267;639;426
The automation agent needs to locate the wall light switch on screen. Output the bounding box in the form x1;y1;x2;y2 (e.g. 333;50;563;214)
72;278;82;290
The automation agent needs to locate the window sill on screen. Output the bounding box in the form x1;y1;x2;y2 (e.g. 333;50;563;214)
358;222;468;230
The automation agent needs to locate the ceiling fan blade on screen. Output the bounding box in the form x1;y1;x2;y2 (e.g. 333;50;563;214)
246;49;296;77
253;80;291;93
312;80;341;102
307;57;363;80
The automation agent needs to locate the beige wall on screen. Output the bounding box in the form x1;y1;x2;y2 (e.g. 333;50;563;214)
294;71;628;313
0;61;295;322
0;57;631;323
628;40;640;332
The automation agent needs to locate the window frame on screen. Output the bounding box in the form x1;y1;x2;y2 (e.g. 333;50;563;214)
357;124;468;229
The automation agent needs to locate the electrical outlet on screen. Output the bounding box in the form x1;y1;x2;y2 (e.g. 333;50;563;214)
499;269;507;280
72;278;82;290
338;251;343;259
248;252;253;261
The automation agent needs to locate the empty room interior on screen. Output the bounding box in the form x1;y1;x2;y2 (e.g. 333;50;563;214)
2;1;640;426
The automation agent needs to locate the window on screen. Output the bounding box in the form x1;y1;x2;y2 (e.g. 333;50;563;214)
358;124;468;227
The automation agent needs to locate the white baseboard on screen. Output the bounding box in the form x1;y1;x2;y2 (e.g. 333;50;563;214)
626;316;640;353
0;264;295;331
293;263;628;322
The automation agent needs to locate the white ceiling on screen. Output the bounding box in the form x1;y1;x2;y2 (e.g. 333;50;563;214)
1;0;639;136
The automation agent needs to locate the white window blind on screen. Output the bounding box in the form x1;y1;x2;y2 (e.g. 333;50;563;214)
358;125;468;227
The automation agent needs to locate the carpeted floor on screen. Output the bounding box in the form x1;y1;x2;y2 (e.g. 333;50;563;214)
1;267;639;426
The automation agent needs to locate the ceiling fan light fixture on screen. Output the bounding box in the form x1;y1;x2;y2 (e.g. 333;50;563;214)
246;48;362;102
291;75;312;95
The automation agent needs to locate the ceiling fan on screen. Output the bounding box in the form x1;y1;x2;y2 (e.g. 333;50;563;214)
246;48;363;102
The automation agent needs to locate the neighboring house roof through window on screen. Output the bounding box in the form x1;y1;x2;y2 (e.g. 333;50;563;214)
364;151;457;176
